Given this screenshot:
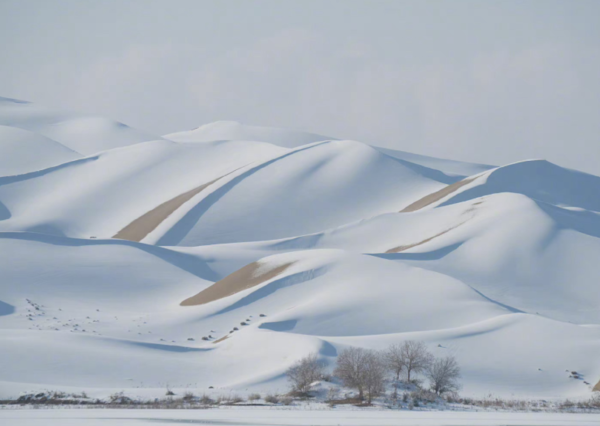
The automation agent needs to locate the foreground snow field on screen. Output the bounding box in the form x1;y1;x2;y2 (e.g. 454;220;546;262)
2;408;600;426
1;97;600;405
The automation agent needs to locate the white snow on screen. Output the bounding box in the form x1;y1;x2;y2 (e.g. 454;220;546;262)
0;96;158;155
0;125;81;176
0;97;599;409
2;408;600;426
165;120;332;148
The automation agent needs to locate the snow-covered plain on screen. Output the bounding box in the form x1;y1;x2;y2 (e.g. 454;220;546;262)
2;408;600;426
1;97;599;411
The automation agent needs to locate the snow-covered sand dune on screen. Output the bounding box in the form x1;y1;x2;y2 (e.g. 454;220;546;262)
2;235;599;399
1;97;599;403
0;125;81;176
0;96;158;156
165;120;333;148
0;138;452;244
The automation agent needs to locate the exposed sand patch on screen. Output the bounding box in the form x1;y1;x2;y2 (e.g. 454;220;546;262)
180;261;295;306
401;177;476;212
113;176;223;242
213;335;229;344
594;379;600;392
385;221;468;254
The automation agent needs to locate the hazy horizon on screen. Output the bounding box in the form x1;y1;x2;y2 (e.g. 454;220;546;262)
2;0;599;174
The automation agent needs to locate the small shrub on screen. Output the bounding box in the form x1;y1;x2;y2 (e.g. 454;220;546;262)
443;392;460;403
590;394;600;408
265;394;279;404
182;391;195;401
559;399;575;409
108;391;133;405
248;393;261;402
411;389;438;403
280;396;293;405
326;387;339;401
199;394;215;405
325;397;363;406
230;395;244;404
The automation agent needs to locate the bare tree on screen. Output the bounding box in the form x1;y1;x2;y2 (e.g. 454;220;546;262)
334;347;386;403
384;344;405;399
399;340;433;383
286;353;325;394
426;356;461;395
334;347;367;400
362;350;387;403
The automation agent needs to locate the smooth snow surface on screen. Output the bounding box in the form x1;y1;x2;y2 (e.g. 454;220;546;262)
165;120;332;148
0;96;158;155
1;97;599;403
0;125;81;176
2;409;600;426
375;146;494;178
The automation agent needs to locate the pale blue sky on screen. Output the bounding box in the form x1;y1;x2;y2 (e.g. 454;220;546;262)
1;0;599;173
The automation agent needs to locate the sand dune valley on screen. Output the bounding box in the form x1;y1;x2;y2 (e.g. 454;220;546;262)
1;95;600;423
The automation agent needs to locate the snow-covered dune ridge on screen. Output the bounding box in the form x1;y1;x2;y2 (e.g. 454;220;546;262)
175;191;600;324
0;96;158;155
0;138;288;238
375;146;494;178
1;96;599;402
0;137;456;244
165;120;333;148
150;139;453;246
0;125;81;176
415;159;600;213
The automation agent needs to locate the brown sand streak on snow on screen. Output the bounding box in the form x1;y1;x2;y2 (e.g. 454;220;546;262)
112;168;241;242
401;177;476;212
180;262;295;306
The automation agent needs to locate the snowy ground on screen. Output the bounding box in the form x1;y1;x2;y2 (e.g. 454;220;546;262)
2;408;600;426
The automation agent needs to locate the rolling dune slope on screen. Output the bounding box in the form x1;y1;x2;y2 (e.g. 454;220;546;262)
165;120;332;148
0;97;158;155
0;125;81;176
1;97;599;402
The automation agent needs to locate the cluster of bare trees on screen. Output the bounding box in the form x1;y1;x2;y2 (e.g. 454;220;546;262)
286;341;460;403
